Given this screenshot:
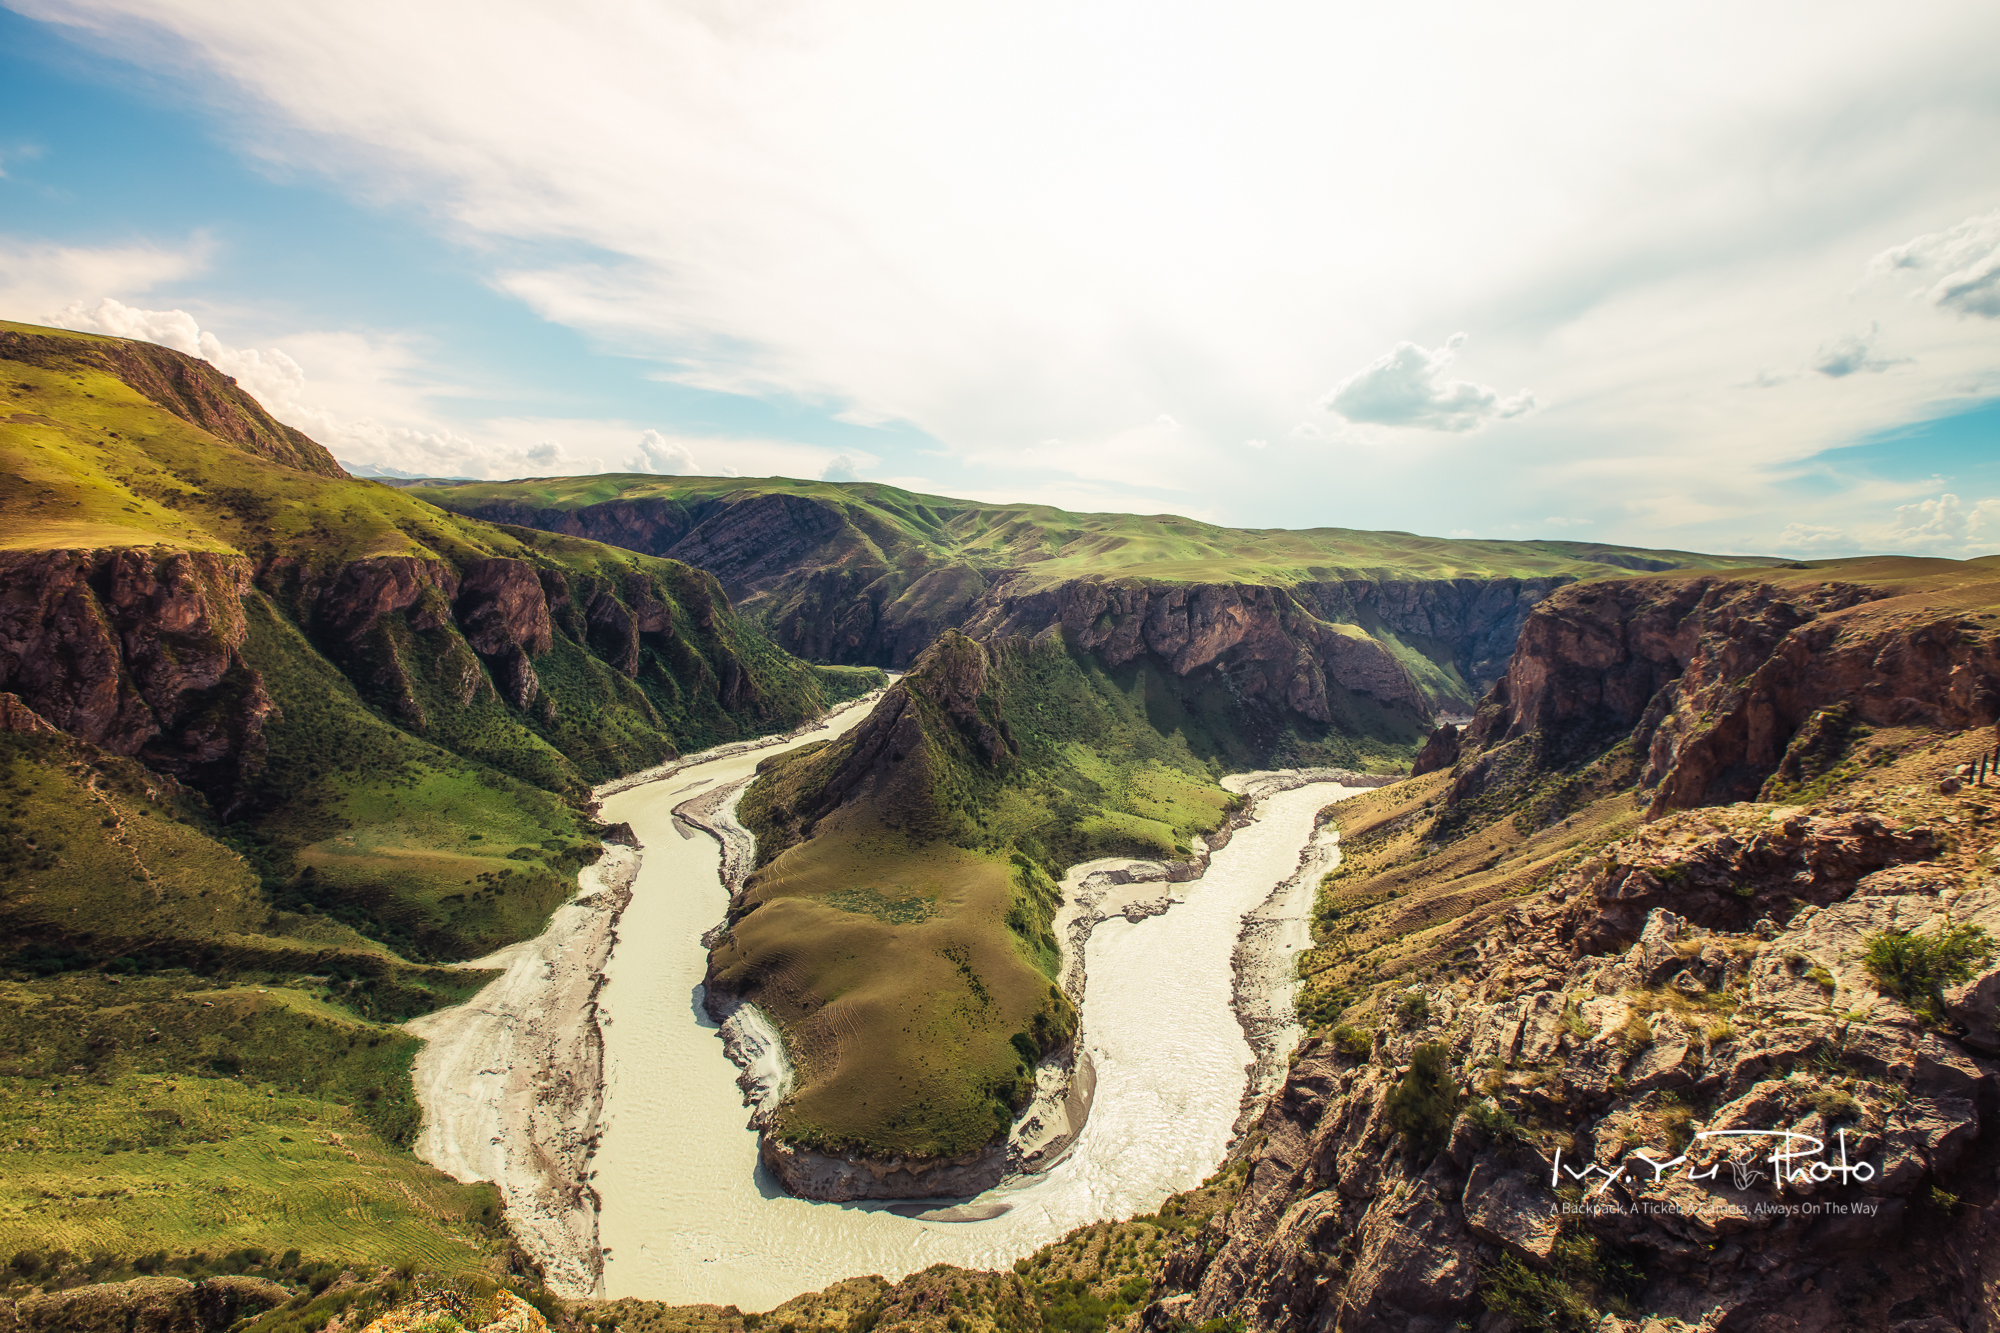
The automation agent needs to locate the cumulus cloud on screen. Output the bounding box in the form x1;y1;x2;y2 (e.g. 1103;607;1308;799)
1812;321;1906;377
44;298;522;476
1873;208;2000;319
631;428;697;475
820;454;861;482
1244;438;1268;450
1887;492;2000;557
1319;334;1535;432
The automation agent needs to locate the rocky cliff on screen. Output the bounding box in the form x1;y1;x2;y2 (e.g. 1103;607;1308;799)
1137;555;2000;1331
409;477;1766;761
0;319;867;967
1456;560;2000;819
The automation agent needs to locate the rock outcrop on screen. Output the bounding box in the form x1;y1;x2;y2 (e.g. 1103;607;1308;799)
0;547;275;805
0;1274;288;1332
759;1135;1010;1203
1454;565;2000;818
1162;819;2000;1331
1148;557;2000;1332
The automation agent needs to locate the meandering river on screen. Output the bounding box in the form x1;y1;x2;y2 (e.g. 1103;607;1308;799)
591;710;1365;1310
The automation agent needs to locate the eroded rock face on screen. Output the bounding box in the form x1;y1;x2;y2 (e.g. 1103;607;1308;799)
453;558;556;709
0;547;275;805
1459;571;2000;816
434;485;1582;730
759;1136;1009;1203
1159;807;2000;1332
1411;723;1460;776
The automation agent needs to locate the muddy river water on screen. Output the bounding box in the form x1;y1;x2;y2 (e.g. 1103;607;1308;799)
587;707;1365;1310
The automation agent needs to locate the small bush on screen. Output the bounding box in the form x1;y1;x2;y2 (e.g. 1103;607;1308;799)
1807;1087;1862;1122
1395;991;1430;1025
1561;999;1592;1041
1478;1230;1642;1332
1464;1099;1525;1144
1331;1024;1374;1059
1864;923;1993;1022
1385;1042;1459;1160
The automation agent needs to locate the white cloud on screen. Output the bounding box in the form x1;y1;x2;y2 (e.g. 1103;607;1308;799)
1774;522;1851;551
1243;438;1268;450
632;428;697;475
1542;517;1593;528
1811;322;1905;378
820;454;861;482
1872;208;2000;319
1320;334;1535;432
0;238;207;319
10;1;2000;546
1887;492;2000;557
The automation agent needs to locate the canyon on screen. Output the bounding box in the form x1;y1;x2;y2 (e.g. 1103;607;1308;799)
9;317;2000;1333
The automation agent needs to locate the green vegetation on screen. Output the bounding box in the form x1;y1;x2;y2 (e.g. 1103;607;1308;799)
0;320;869;1269
728;631;1248;1159
1384;1041;1458;1160
1863;923;1994;1022
1478;1230;1642;1333
414;472;1771;592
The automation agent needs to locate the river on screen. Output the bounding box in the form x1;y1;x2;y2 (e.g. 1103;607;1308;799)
590;707;1365;1310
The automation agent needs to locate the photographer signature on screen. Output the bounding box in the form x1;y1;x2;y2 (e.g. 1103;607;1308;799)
1550;1127;1875;1197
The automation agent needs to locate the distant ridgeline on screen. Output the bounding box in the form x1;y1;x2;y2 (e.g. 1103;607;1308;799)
405;473;1771;769
0;320;877;1271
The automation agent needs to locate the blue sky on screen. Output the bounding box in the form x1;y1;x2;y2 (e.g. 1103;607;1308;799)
3;0;1999;557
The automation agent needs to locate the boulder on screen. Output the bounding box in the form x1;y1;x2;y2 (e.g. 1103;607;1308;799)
1461;1156;1560;1266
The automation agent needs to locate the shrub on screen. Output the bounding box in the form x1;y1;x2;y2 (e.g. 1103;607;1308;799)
1863;923;1993;1022
1385;1042;1459;1160
1464;1098;1525;1144
1395;991;1430;1025
1331;1024;1374;1059
1478;1231;1642;1332
1561;998;1592;1041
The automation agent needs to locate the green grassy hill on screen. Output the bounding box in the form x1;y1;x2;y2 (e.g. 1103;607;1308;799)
404;472;1761;587
0;319;878;1270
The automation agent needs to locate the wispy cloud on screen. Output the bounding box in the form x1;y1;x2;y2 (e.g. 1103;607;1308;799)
0;237;208;316
1811;322;1906;378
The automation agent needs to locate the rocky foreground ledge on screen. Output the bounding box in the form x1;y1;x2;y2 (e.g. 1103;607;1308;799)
1157;787;2000;1332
